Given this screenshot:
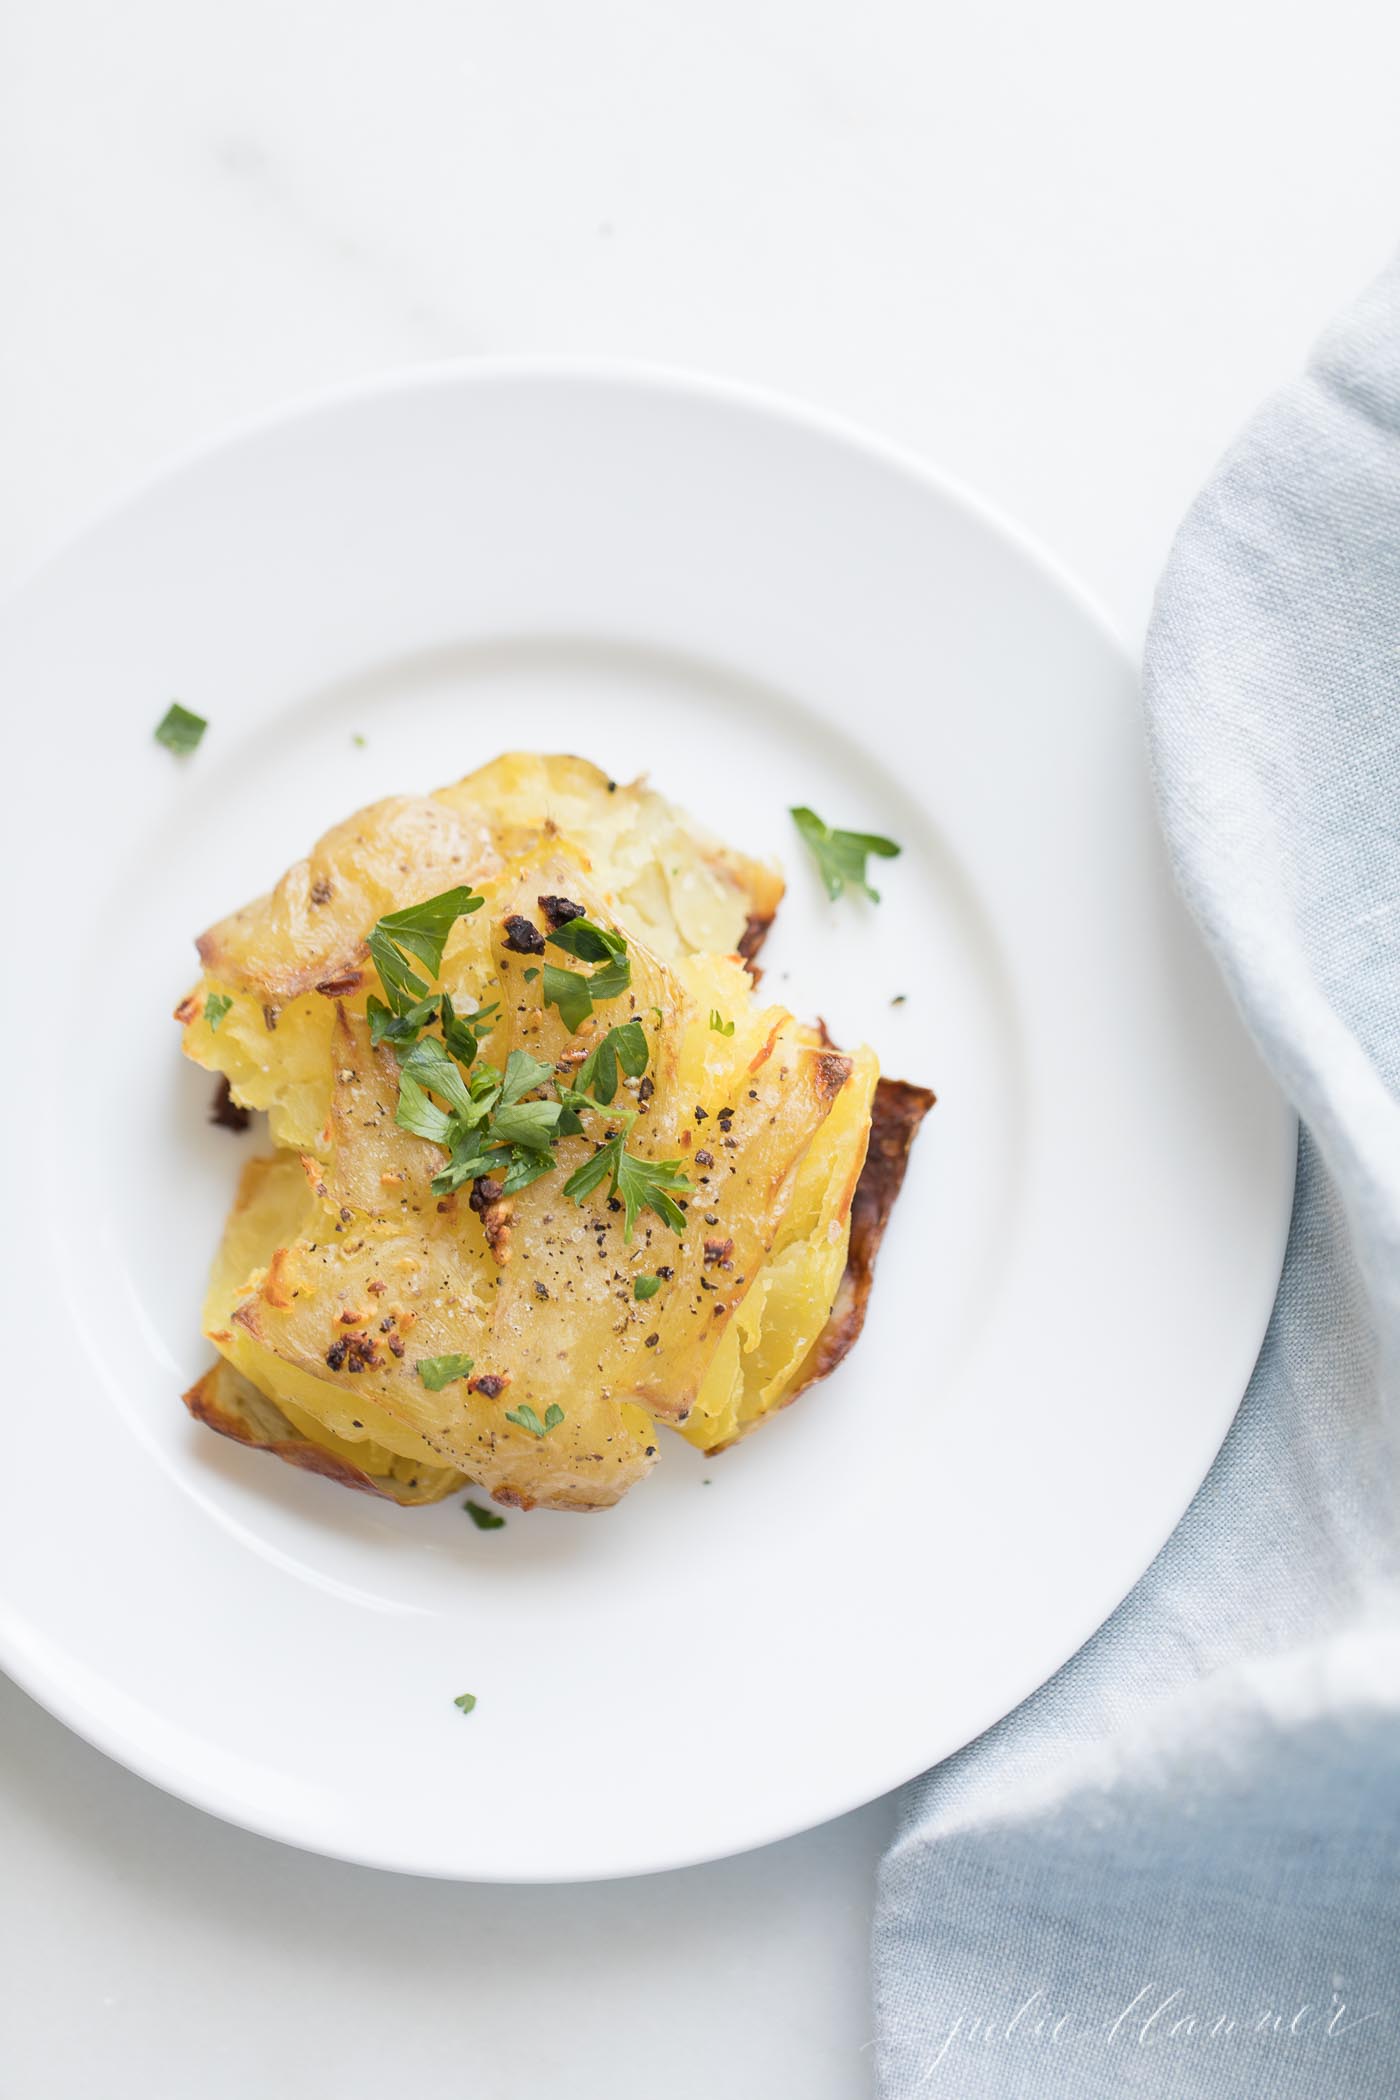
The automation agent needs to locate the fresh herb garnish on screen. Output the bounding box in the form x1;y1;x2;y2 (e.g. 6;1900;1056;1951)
440;992;497;1065
499;1048;557;1105
789;806;901;903
417;1353;475;1391
573;1019;649;1106
539;917;633;1033
564;1130;690;1239
545;915;627;964
361;889;687;1252
154;702;207;754
505;1401;565;1438
367;991;441;1051
368;886;483;1014
490;1097;573;1151
615;1148;690;1236
204;992;233;1032
634;1273;663;1301
399;1035;479;1119
394;1068;458;1146
540;963;591;1032
464;1499;505;1530
497;1149;559;1195
708;1009;735;1037
453;1692;478;1714
583;955;632;1003
352;733;367;748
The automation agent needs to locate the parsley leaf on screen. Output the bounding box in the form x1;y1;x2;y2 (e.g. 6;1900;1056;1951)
709;1009;735;1036
453;1691;478;1714
368;886;483;1013
490;1097;568;1152
440;993;497;1065
634;1273;663;1301
154;702;207;754
367;991;440;1051
204;992;233;1032
564;1132;690;1240
542;961;596;1033
498;1048;557;1106
573;1019;649;1105
394;1068;458;1146
431;1139;508;1195
464;1499;505;1530
615;1149;690;1237
546;916;628;964
499;1147;559;1195
585;955;632;1005
417;1353;475;1391
561;1134;620;1206
539;918;633;1033
505;1401;565;1438
789;806;902;903
398;1035;478;1121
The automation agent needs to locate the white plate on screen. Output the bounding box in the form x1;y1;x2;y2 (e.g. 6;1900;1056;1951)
0;366;1292;1882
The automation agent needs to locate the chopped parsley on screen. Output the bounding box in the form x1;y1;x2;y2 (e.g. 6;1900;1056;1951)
540;917;633;1032
564;1130;690;1239
203;992;233;1032
709;1009;735;1036
506;1401;565;1438
154;702;207;754
464;1499;505;1530
545;915;627;964
399;1035;478;1119
491;1096;573;1151
573;1019;648;1105
367;991;442;1051
359;888;688;1261
583;955;632;1002
417;1353;475;1391
614;1148;690;1236
790;806;901;903
541;961;595;1033
634;1273;663;1301
453;1692;478;1714
440;992;497;1065
368;886;483;1013
415;1045;591;1195
499;1048;557;1105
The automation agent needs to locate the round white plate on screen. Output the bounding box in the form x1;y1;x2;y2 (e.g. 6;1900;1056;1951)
0;366;1293;1882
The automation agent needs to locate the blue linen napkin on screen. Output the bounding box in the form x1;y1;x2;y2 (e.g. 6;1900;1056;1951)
873;258;1400;2099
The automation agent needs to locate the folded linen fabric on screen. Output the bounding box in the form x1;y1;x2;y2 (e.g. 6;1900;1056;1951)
874;256;1400;2100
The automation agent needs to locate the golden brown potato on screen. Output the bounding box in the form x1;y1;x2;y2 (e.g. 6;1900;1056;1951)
178;754;928;1512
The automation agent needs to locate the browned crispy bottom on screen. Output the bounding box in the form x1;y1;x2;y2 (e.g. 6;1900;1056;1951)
791;1074;936;1397
182;1359;455;1505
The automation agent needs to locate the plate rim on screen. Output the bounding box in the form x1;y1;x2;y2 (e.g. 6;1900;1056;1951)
0;357;1296;1881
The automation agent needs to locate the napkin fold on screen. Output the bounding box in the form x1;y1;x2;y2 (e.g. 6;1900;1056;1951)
873;256;1400;2099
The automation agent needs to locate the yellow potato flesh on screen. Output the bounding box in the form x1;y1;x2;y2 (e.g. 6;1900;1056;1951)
181;755;880;1512
203;1152;465;1496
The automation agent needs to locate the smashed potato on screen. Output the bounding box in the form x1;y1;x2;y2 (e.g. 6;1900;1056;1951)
178;753;930;1512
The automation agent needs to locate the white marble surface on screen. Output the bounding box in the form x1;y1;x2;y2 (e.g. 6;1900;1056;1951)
3;4;1398;2095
